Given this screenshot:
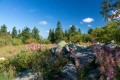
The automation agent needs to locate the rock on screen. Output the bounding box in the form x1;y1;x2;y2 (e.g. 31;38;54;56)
105;43;118;51
63;44;84;53
15;70;42;80
61;63;78;80
70;52;96;69
87;68;100;80
50;41;67;55
111;40;115;44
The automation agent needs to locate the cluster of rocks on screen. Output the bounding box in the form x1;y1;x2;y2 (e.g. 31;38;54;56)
15;41;119;80
49;41;97;80
49;41;120;80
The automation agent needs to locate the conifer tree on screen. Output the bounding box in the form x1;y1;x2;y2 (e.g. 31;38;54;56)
88;28;93;34
21;27;31;43
0;24;7;33
65;29;68;37
48;29;52;40
12;27;17;38
78;28;81;35
70;25;77;36
55;20;63;42
32;27;40;41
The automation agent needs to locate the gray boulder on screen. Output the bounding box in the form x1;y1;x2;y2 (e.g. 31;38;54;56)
61;63;78;80
87;68;100;80
63;44;85;53
69;52;96;69
50;41;67;55
105;43;118;51
15;70;42;80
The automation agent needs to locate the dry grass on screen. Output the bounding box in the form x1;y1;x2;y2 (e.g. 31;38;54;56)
0;45;25;57
0;43;56;57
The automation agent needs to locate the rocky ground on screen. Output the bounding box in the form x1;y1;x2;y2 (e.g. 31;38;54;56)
15;41;120;80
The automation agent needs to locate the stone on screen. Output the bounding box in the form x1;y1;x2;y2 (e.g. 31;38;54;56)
70;52;96;69
111;40;115;44
61;63;78;80
15;70;42;80
105;43;118;51
50;41;67;55
63;44;84;53
87;68;100;80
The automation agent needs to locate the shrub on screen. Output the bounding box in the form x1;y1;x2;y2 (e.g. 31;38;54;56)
0;33;12;47
39;39;51;44
81;34;91;42
0;39;5;47
12;38;23;45
92;42;120;80
33;52;68;80
25;38;37;44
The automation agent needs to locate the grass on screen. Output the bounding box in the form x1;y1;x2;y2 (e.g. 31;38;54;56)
0;43;56;80
0;45;25;57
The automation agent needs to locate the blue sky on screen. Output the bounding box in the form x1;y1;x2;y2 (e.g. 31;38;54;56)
0;0;106;38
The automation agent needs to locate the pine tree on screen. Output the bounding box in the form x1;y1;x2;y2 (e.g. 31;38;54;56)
68;29;72;41
78;28;81;35
65;29;68;37
70;25;77;36
55;20;63;42
12;27;17;38
21;27;31;43
49;29;55;43
32;27;40;41
17;29;21;38
0;24;7;33
48;29;52;40
88;28;93;34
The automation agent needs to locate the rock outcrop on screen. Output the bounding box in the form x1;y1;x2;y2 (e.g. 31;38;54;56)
50;41;120;80
15;71;42;80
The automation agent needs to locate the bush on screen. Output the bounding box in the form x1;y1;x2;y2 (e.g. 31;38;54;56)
25;38;37;44
12;38;23;45
33;52;68;80
0;39;5;47
39;39;51;44
81;34;91;42
0;33;12;47
7;51;38;72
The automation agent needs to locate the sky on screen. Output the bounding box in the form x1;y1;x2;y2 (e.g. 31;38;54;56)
0;0;107;38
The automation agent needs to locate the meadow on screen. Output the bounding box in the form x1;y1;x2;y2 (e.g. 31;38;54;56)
0;43;57;79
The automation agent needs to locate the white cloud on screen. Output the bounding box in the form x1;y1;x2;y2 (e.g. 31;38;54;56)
46;31;49;33
46;16;53;19
82;17;94;23
88;25;91;27
80;22;83;24
39;21;47;25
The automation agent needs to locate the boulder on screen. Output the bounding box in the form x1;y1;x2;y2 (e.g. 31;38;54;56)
70;52;96;70
60;63;78;80
86;68;101;80
105;43;118;51
111;40;115;44
15;70;42;80
63;44;84;53
50;41;67;55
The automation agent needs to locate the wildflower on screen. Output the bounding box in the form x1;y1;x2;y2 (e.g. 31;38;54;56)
0;57;5;60
39;43;42;45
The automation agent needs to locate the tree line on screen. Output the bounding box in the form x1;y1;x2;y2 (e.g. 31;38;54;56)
0;25;42;46
48;20;120;44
